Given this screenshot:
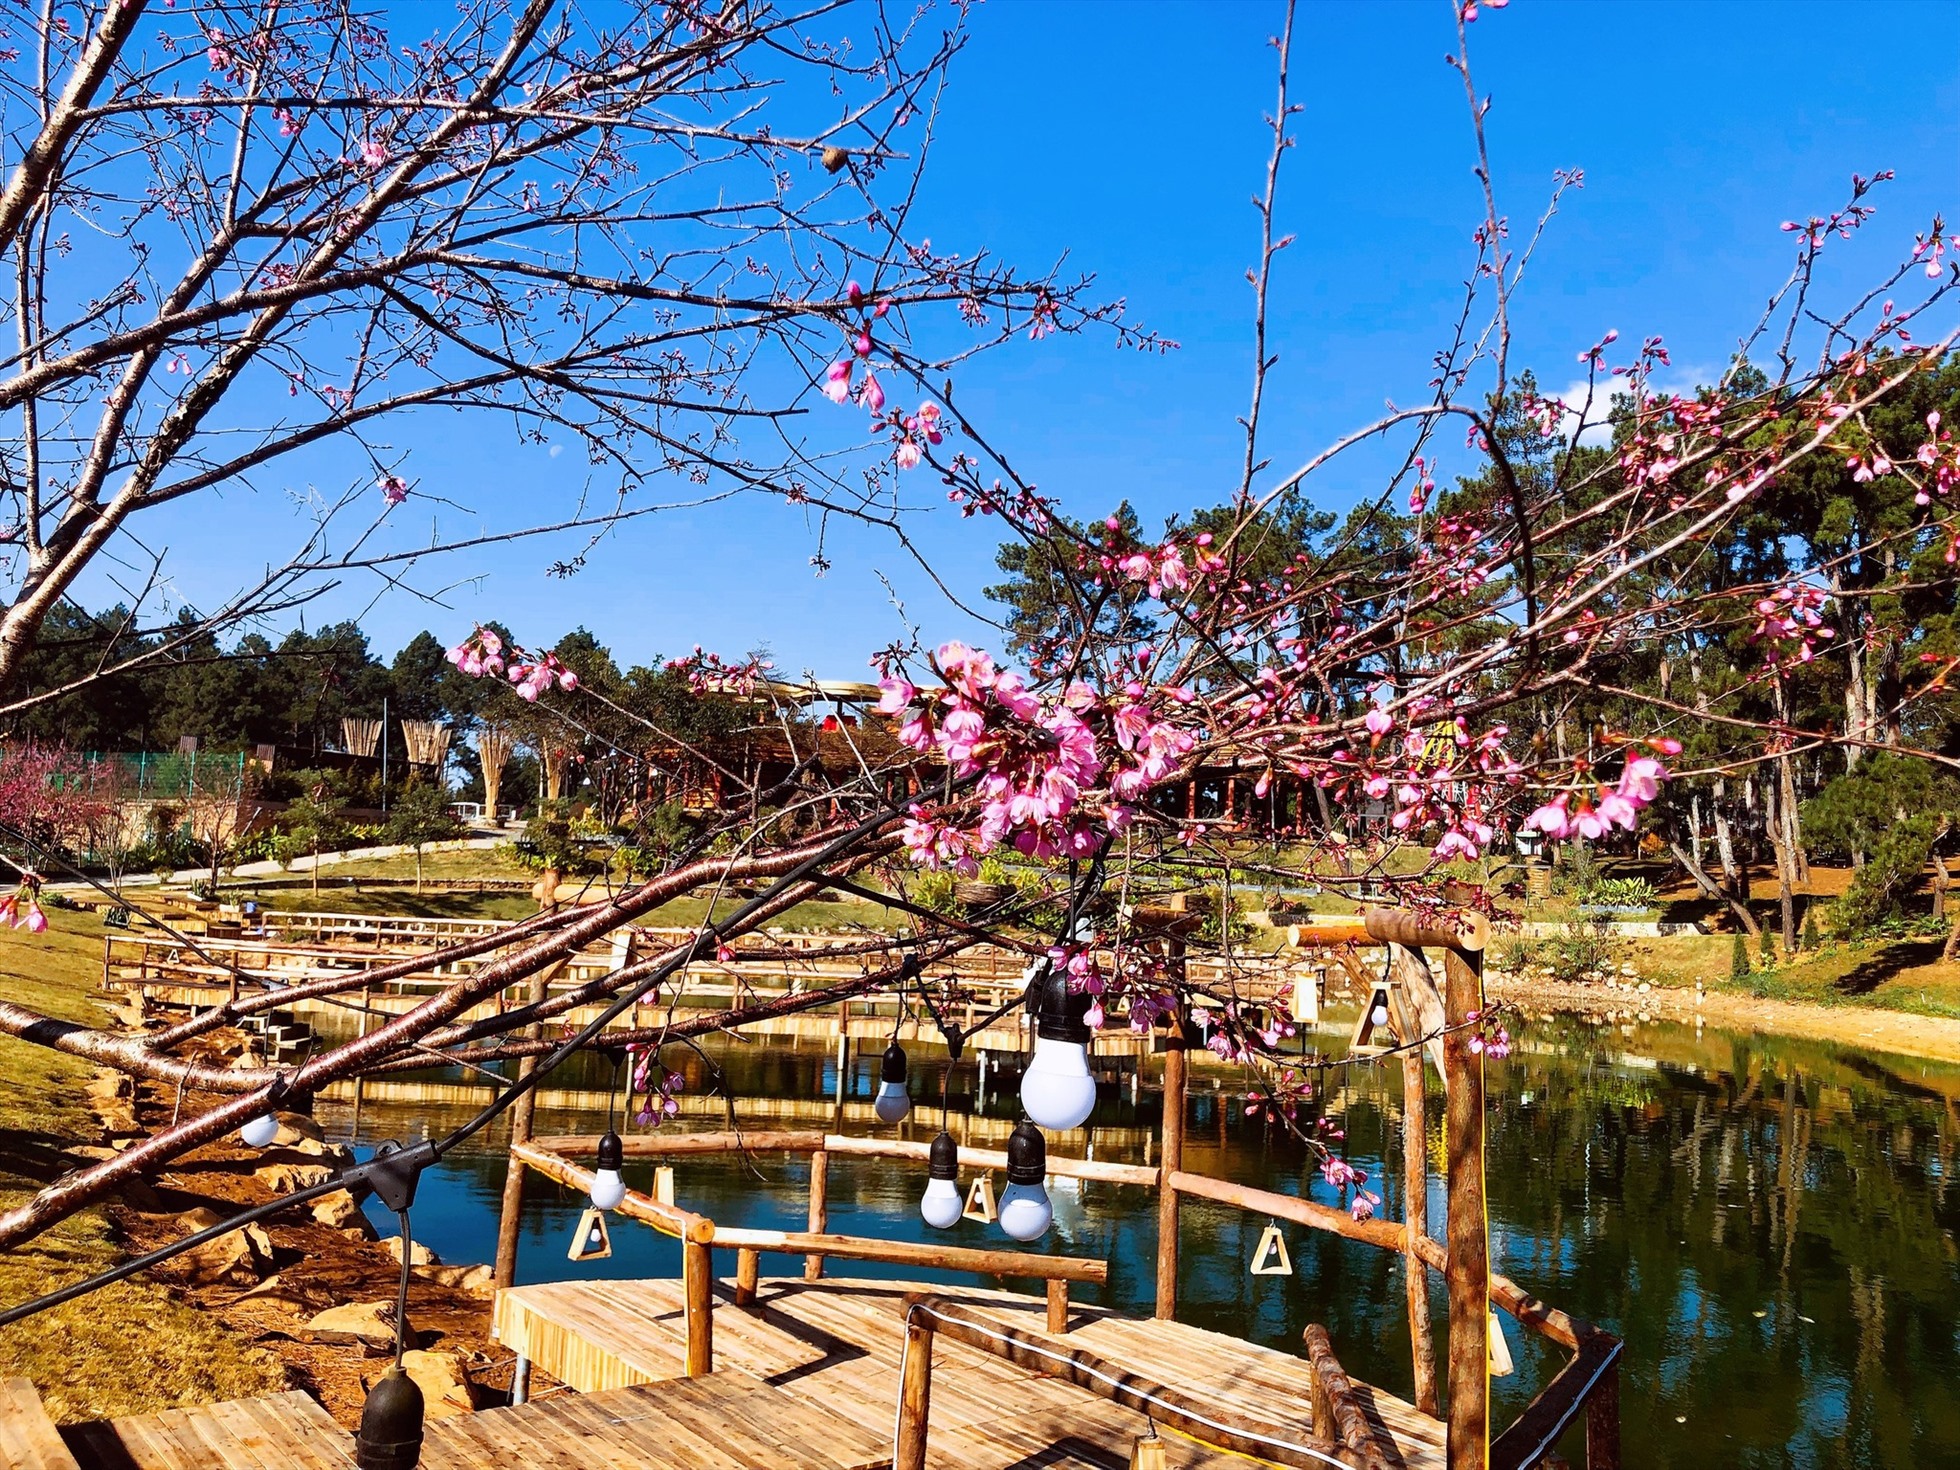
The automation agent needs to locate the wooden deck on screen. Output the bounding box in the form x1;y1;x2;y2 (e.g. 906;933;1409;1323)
495;1275;1449;1469
48;1372;890;1469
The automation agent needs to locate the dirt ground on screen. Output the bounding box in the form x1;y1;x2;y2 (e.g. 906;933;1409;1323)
104;1065;526;1427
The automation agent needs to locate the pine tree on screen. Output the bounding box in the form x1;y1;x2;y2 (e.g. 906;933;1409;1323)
1759;922;1776;969
1731;931;1751;980
1801;909;1819;952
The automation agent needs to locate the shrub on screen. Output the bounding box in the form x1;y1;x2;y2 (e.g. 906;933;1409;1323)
1543;918;1619;984
1731;931;1750;980
1759;922;1776;968
1801;909;1819;952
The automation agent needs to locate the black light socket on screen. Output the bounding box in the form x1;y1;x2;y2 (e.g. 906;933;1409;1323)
353;1364;425;1470
1032;965;1093;1046
596;1128;623;1173
880;1042;908;1084
1005;1120;1047;1185
928;1129;959;1181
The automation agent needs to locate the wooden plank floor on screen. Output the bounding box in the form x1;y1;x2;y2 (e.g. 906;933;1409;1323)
496;1276;1448;1469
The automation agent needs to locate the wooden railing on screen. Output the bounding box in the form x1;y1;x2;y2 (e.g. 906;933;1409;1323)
507;1133;1112;1374
894;1293;1389;1470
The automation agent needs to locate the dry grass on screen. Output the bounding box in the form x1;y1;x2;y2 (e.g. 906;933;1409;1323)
0;909;286;1422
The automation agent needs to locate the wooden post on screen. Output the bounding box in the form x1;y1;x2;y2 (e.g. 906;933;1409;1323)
1403;1042;1440;1416
683;1233;714;1376
734;1247;760;1307
493;966;555;1290
804;1148;828;1281
1155;1003;1188;1321
1586;1361;1621;1470
1046;1278;1069;1334
894;1314;935;1470
1441;944;1488;1469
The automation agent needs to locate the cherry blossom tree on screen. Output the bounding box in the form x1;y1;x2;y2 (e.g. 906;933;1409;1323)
0;0;1952;1269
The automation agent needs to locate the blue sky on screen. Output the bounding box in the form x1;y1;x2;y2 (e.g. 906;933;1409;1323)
108;0;1959;678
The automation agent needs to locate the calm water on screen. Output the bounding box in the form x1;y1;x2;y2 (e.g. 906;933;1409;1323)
322;1014;1960;1469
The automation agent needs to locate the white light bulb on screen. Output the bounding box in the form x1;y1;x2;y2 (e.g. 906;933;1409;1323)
239;1114;279;1149
589;1169;626;1212
1371;1004;1390;1028
998;1181;1053;1242
1020;1033;1096;1131
873;1080;911;1124
920;1177;962;1230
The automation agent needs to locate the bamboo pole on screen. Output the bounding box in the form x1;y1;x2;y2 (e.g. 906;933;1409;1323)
1400;998;1440;1416
1155;1004;1188;1320
804;1148;828;1281
1442;943;1488;1469
894;1315;935;1470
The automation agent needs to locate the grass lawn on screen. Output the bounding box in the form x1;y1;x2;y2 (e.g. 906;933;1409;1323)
0;909;285;1422
1626;931;1960;1020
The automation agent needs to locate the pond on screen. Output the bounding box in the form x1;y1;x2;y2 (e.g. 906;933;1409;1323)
319;1012;1960;1469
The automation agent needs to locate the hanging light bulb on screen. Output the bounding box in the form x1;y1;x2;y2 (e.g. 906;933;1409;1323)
1020;964;1097;1132
998;1120;1053;1242
1371;1002;1390;1028
589;1128;626;1211
238;1113;279;1149
919;1129;962;1229
353;1362;425;1470
873;1042;911;1123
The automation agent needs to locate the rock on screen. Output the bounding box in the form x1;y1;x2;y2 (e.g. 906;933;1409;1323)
271;1113;326;1148
1620;963;1639;977
382;1234;441;1268
1637;982;1651;994
305;1300;419;1354
172;1208;266;1285
398;1350;475;1418
310;1189;372;1233
420;1263;495;1295
256;1160;335;1193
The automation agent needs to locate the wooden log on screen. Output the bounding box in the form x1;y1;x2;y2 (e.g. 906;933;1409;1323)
805;1148;828;1282
905;1295;1347;1470
1585;1360;1621;1470
1156;1005;1188;1320
493;966;554;1290
894;1314;935;1470
1302;1324;1394;1470
1402;1032;1440;1416
1284;916;1372;948
1489;1334;1622;1470
537;1128;829;1157
706;1226;1107;1284
1364;907;1489;954
1046;1279;1069;1334
1442;943;1488;1470
683;1236;714;1377
509;1140;710;1243
734;1247;760;1307
1166;1170;1408;1254
823;1132;1161;1187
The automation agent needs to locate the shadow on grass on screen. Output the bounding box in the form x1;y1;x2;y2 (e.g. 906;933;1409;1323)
1829;939;1946;997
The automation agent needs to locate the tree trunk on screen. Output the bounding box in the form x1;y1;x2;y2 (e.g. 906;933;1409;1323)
1668;836;1763;938
415;845;424;895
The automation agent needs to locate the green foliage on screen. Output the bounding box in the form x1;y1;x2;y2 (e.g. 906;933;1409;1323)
1582;876;1658;910
1759;921;1777;967
1833;813;1943;936
1801;908;1819;952
1731;931;1750;980
516;801;607;874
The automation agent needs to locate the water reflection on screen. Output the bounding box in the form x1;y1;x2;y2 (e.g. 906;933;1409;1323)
319;1015;1960;1469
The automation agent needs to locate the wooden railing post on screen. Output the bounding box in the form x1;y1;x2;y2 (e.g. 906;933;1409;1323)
1585;1360;1621;1469
1442;943;1488;1470
683;1229;715;1376
805;1148;828;1281
734;1247;760;1307
894;1312;936;1470
1401;994;1440;1417
1155;1003;1187;1321
1046;1279;1069;1334
493;965;555;1290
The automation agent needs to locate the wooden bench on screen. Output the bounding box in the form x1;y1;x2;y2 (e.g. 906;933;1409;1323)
0;1378;82;1470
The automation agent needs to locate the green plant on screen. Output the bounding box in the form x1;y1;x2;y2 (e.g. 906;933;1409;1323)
1759;922;1776;969
1731;931;1750;980
1585;876;1658;910
1801;909;1819;952
1542;918;1619;984
1492;931;1543;974
1548;842;1601;898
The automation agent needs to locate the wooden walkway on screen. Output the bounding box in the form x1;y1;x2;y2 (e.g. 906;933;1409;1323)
42;1373;889;1469
495;1276;1448;1469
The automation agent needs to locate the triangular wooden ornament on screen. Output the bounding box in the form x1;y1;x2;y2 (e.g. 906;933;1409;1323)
1348;981;1397;1056
1289;969;1321;1024
567;1207;612;1262
1129;1430;1168;1470
1249;1221;1293;1276
1488;1309;1514;1377
653;1165;675;1206
962;1171;997;1224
